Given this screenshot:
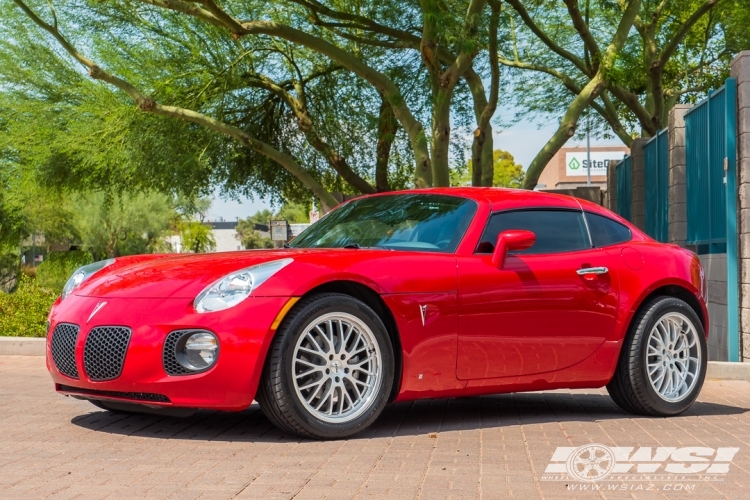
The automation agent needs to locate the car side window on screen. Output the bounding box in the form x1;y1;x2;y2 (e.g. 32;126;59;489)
477;209;591;255
584;212;632;247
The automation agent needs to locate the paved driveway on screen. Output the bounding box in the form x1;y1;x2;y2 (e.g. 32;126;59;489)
2;355;749;499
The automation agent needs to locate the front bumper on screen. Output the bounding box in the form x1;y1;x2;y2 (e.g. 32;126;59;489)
46;294;291;411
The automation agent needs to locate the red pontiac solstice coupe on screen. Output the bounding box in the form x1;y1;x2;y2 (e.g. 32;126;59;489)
46;188;708;438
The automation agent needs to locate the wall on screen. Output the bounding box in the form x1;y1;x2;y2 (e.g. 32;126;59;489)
700;254;729;361
536;146;629;190
667;105;691;246
731;51;750;361
213;228;242;253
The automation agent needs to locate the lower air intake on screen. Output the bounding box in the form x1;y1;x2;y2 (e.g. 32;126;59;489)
57;384;171;403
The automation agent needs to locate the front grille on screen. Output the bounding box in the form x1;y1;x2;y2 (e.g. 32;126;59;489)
57;384;170;403
163;330;193;375
50;324;80;379
83;326;132;381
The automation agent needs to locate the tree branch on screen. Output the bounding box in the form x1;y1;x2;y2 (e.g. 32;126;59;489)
133;0;434;187
659;0;720;65
12;0;339;209
505;0;591;77
199;0;245;34
245;74;377;194
564;0;601;72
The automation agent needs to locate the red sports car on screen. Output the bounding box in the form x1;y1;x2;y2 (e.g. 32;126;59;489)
46;188;708;439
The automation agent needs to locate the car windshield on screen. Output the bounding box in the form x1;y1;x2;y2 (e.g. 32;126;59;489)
290;194;477;253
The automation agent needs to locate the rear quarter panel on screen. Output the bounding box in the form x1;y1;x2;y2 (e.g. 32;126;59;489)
606;241;707;345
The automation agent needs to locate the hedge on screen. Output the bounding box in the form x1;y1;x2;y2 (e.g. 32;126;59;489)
36;250;94;291
0;274;59;337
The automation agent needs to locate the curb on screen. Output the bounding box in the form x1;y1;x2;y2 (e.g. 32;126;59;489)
706;361;750;381
0;337;46;356
2;339;750;380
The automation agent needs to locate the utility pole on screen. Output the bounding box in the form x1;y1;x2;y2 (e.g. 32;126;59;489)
586;111;592;187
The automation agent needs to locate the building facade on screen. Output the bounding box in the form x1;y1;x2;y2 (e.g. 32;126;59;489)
536;146;630;190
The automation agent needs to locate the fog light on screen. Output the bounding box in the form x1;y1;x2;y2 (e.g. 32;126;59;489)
176;331;219;372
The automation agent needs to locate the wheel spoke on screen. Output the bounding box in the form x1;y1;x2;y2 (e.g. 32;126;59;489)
292;312;383;424
315;383;333;411
295;358;323;369
644;312;701;403
305;333;328;357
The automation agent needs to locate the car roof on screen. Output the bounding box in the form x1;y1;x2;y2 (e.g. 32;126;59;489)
368;187;584;211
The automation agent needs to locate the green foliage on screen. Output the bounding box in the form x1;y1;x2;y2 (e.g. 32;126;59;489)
71;192;178;259
0;274;58;337
179;221;216;253
238;229;274;250
459;150;525;188
36;250;94;291
236;210;274;249
276;203;311;224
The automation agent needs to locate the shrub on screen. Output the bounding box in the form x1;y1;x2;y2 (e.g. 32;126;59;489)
36;250;94;291
0;274;59;337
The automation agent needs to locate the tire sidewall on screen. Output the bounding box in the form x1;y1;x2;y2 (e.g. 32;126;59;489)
634;298;707;415
275;295;394;438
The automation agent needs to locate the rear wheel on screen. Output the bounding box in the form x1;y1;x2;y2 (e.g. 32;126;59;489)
257;294;394;439
607;296;707;416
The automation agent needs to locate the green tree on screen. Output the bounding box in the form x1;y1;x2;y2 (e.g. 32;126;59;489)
499;0;744;186
71;192;178;259
236;218;274;249
460;150;525;188
179;221;216;254
0;184;24;292
5;0;506;204
276;203;310;223
248;209;273;226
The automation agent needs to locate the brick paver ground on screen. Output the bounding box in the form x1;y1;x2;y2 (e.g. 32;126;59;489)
2;355;750;499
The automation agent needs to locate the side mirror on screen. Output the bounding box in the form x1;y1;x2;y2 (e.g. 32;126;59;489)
492;230;536;268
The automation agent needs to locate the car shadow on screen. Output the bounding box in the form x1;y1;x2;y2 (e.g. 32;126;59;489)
70;392;748;443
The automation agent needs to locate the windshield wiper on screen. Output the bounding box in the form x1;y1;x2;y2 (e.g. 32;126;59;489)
342;243;361;249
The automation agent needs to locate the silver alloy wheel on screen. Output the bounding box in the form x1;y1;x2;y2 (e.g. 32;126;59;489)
646;312;701;403
292;312;383;423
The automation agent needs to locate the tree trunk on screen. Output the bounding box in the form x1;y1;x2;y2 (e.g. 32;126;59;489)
375;98;398;192
431;89;452;187
523;76;606;189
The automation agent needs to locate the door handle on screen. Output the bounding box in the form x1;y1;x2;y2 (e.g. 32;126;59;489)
577;267;609;275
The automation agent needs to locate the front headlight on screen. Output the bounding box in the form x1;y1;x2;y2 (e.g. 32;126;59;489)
61;259;115;300
194;258;293;313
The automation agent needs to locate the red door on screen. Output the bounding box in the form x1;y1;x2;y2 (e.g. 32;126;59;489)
456;209;620;380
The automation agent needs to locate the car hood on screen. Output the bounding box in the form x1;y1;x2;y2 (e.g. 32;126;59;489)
75;249;314;299
73;248;426;299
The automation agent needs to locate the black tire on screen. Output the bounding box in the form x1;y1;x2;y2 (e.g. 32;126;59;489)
256;293;394;439
607;296;707;416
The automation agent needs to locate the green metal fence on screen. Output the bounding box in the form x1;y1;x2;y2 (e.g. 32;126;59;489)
685;81;737;252
616;155;632;221
685;78;738;361
643;128;669;242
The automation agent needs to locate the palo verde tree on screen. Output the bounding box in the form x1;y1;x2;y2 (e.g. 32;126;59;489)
7;0;505;209
500;0;744;187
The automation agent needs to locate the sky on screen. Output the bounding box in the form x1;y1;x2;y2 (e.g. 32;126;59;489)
206;113;626;221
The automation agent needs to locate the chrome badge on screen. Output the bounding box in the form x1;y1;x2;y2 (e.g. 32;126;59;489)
87;301;107;324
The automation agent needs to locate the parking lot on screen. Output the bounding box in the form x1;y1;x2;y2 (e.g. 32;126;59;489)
2;355;750;499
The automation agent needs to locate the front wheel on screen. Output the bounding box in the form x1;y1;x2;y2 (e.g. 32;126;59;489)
607;296;707;416
257;293;394;439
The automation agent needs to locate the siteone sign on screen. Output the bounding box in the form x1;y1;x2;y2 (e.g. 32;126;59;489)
565;151;626;177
